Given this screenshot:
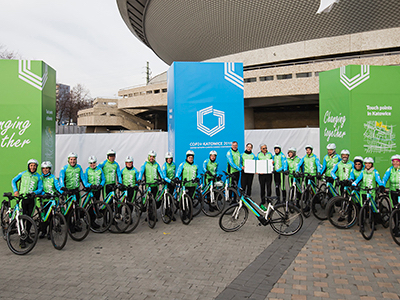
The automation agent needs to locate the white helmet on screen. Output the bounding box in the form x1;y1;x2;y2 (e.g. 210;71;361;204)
364;157;374;163
305;145;313;150
327;143;336;150
209;150;217;156
165;152;173;159
274;144;281;149
68;152;77;159
107;149;116;156
41;161;52;169
391;154;400;161
288;147;297;153
125;156;133;163
148;150;157;157
186;150;195;156
353;156;364;163
88;156;97;164
340;149;350;156
28;159;39;166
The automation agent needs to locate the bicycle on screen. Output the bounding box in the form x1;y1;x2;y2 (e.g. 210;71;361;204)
117;184;142;232
149;180;175;224
33;193;68;250
389;190;400;246
219;171;240;207
1;193;38;255
137;181;158;229
287;172;302;209
81;185;112;233
310;176;339;220
326;183;361;229
199;172;225;217
60;188;91;241
219;188;303;236
299;173;325;218
174;178;194;225
359;187;391;240
102;185;132;233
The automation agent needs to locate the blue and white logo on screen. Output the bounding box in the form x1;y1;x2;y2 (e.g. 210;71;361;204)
224;62;244;90
197;106;225;137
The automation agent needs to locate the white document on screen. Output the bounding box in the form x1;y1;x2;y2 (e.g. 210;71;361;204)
244;160;256;174
257;159;273;174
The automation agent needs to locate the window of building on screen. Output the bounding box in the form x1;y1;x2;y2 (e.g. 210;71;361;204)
162;88;167;93
154;89;160;94
259;75;274;81
128;93;132;97
134;92;139;96
244;77;257;83
296;72;312;78
146;90;152;94
276;74;292;80
315;72;320;77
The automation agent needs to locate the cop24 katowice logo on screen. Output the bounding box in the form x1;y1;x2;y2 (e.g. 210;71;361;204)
197;106;225;137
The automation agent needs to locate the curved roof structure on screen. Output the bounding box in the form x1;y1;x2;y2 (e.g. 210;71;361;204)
117;0;400;65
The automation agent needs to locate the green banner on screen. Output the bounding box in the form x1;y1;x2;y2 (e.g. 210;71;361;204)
0;59;56;194
320;65;400;176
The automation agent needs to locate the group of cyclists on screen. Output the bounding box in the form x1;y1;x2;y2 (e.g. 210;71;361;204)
7;140;400;249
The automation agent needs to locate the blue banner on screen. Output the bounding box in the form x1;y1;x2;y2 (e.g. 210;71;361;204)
167;62;244;175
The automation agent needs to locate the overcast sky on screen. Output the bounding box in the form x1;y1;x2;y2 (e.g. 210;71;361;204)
0;1;168;98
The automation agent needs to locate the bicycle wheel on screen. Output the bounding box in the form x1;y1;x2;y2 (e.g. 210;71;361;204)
378;196;391;228
124;202;141;233
202;189;225;217
68;207;90;241
147;195;157;229
161;192;175;224
327;197;358;229
219;203;248;232
109;202;132;233
49;212;68;250
1;201;9;241
270;203;303;236
389;208;400;246
87;201;112;233
359;205;375;240
226;187;239;204
191;189;203;218
300;188;312;218
311;192;329;220
6;215;38;255
179;194;193;225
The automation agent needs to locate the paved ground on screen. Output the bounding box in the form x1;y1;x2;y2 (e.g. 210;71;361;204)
1;180;400;300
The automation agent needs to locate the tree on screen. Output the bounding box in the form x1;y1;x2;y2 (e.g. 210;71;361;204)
56;83;93;125
0;45;20;59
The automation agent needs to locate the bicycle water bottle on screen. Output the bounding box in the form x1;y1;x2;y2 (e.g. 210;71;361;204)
260;204;267;211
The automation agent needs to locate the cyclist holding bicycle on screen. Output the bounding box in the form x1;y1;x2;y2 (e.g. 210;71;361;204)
352;157;385;201
330;150;353;194
98;149;122;199
139;151;168;208
273;145;288;202
203;150;218;186
321;143;341;178
59;152;89;202
287;147;301;204
382;154;400;207
350;156;364;181
12;159;43;247
40;161;63;239
296;145;321;177
241;143;256;196
175;150;201;199
84;156;105;200
257;144;273;205
121;156;140;202
226;141;242;187
162;152;176;194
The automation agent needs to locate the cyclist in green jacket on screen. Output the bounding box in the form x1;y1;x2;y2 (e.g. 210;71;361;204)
98;149;122;199
40;161;62;239
12;159;43;247
241;143;256;196
175;150;201;199
296;145;321;176
350;156;364;182
226;141;241;187
203;150;218;186
273;145;288;202
121;156;140;202
162;152;176;194
321;143;341;178
286;147;301;206
257;144;273;205
330;149;353;194
84;156;105;200
383;154;400;207
352;157;384;201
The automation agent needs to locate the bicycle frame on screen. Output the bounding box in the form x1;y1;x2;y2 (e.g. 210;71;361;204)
239;194;273;225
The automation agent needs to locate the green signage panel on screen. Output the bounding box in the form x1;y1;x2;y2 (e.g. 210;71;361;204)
320;65;400;176
0;59;56;194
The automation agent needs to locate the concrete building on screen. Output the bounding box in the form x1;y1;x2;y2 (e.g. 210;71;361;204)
78;1;400;131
